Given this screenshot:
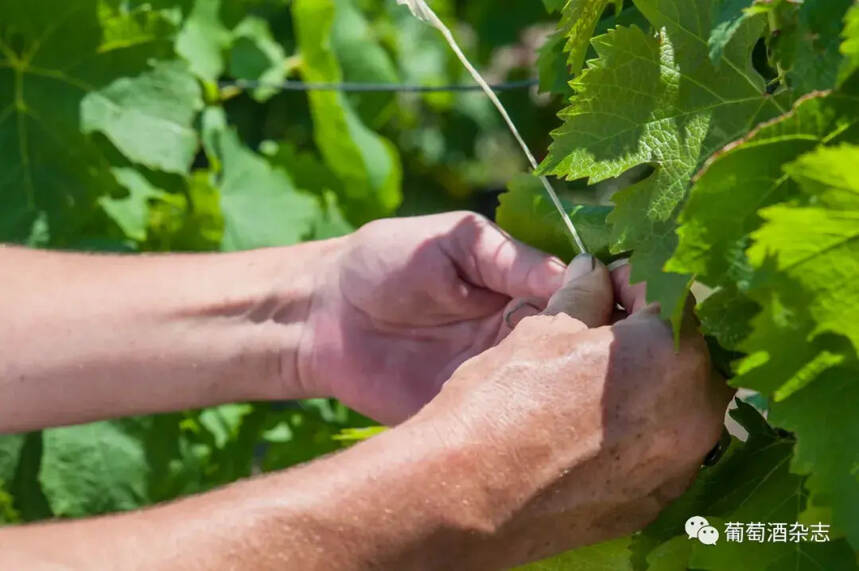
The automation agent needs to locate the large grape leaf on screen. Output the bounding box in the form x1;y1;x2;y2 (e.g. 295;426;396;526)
292;0;402;225
263;141;355;239
0;0;179;244
669;92;859;290
540;0;786;327
37;407;275;518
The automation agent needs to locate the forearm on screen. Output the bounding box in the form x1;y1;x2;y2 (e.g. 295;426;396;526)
0;242;340;432
0;415;526;570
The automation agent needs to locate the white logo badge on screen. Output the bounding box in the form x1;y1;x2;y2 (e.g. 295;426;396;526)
686;516;719;545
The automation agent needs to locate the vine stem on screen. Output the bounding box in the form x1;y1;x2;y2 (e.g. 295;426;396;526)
397;0;588;255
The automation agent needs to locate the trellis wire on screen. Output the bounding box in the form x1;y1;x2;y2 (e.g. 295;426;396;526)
219;78;540;93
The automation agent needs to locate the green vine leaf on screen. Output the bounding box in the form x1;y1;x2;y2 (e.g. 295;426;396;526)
81;61;202;175
540;0;786;328
669;92;859;290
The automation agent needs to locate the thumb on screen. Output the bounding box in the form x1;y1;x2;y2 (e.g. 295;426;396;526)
543;254;614;328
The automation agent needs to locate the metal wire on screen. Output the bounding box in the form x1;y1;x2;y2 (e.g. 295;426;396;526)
218;77;539;93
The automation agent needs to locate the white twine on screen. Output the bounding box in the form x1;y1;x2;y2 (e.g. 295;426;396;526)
396;0;588;254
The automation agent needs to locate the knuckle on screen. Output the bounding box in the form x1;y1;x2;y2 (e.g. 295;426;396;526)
355;217;391;241
513;314;552;334
548;312;578;328
581;325;615;348
451;210;489;228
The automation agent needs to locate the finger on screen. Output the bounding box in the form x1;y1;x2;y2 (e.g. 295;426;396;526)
543;254;614;328
610;261;650;314
447;213;566;301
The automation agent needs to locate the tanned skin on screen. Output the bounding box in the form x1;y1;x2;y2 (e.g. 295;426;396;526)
0;212;730;570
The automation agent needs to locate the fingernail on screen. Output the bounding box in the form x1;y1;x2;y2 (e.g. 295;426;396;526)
566;254;595;281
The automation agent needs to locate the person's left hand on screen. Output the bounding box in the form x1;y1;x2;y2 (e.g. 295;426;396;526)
298;212;567;424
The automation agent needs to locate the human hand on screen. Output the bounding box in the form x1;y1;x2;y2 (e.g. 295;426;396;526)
411;259;733;567
298;212;566;424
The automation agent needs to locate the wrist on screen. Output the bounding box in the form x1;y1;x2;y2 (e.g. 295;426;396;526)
205;238;346;401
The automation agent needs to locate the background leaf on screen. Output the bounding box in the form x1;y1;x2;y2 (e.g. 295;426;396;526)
40;421;150;517
293;0;403;225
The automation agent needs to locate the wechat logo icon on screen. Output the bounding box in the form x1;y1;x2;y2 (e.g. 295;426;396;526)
686;516;719;545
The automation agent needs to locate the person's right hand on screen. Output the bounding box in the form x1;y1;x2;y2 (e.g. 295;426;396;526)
412;256;733;568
